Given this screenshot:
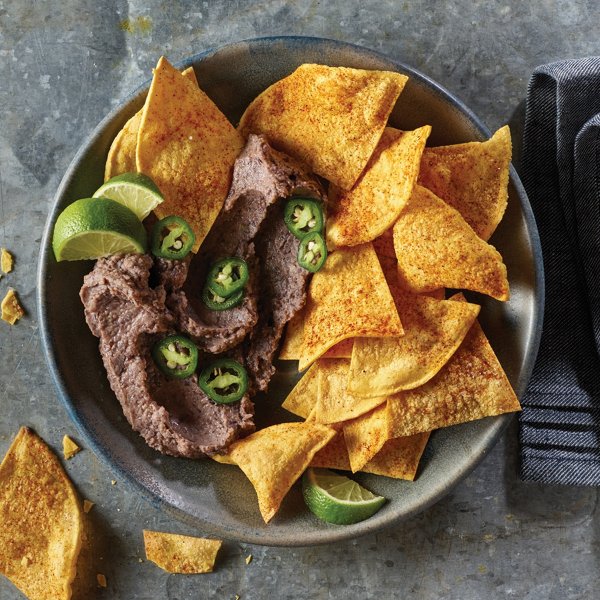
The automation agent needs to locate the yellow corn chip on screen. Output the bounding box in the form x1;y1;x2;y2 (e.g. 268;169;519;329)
393;185;509;300
315;359;387;423
137;57;244;251
343;403;389;472
300;243;403;370
229;422;335;523
348;290;480;397
418;126;512;240
62;435;81;460
279;311;353;360
387;319;521;437
0;427;83;600
143;530;221;574
238;64;407;190
327;126;431;247
1;248;13;273
281;363;319;419
1;288;25;324
362;431;430;480
105;67;198;181
309;429;351;471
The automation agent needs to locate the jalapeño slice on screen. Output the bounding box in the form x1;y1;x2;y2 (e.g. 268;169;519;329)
206;257;249;298
284;198;324;239
298;231;327;273
151;215;195;259
202;284;244;311
199;358;248;404
152;335;198;379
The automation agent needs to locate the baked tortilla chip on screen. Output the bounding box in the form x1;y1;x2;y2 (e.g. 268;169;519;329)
0;427;83;600
300;243;403;370
309;430;351;470
279;311;353;360
343;403;389;472
229;422;335;523
393;185;509;300
387;319;521;437
105;67;198;181
315;359;388;423
327;126;431;247
281;363;319;419
418;126;511;240
137;57;244;250
348;290;480;397
363;431;430;480
238;64;407;189
143;531;221;574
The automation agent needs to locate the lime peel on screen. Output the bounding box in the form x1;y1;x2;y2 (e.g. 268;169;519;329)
52;197;147;262
302;468;386;525
93;172;163;220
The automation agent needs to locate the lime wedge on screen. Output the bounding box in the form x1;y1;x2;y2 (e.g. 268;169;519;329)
52;197;147;261
302;468;386;525
92;172;163;220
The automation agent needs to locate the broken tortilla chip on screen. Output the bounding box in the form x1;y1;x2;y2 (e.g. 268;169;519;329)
362;431;430;480
393;185;509;300
238;64;407;190
105;66;198;181
315;359;388;423
1;248;13;273
137;57;244;251
327;126;431;247
0;427;83;600
418;126;512;240
1;288;25;324
348;290;480;397
300;243;403;371
386;318;521;437
229;422;335;523
279;311;353;360
62;435;81;460
143;531;221;574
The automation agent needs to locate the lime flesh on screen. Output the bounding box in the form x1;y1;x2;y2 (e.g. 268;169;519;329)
302;468;386;525
92;172;163;220
52;197;147;261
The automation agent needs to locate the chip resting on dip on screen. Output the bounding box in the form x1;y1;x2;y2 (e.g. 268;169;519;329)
137;57;244;250
238;64;408;189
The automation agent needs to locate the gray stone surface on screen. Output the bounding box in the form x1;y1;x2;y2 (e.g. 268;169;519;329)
1;1;599;598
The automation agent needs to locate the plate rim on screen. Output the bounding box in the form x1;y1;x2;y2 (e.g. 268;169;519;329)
36;35;544;546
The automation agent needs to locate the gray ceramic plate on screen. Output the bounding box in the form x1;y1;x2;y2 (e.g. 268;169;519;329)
38;37;543;546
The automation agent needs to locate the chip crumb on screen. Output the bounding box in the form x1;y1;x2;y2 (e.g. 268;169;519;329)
97;573;107;587
62;435;81;459
20;554;32;567
245;554;252;565
83;499;95;513
111;480;116;485
235;595;240;600
1;248;13;273
138;558;143;563
1;288;25;324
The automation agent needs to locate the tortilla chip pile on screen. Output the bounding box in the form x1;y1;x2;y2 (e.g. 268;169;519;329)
0;428;83;600
106;59;520;525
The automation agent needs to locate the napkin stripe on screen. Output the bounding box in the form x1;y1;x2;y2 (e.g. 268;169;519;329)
574;117;600;355
519;57;600;486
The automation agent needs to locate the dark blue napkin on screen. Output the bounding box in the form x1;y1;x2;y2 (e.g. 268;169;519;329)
519;57;600;485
